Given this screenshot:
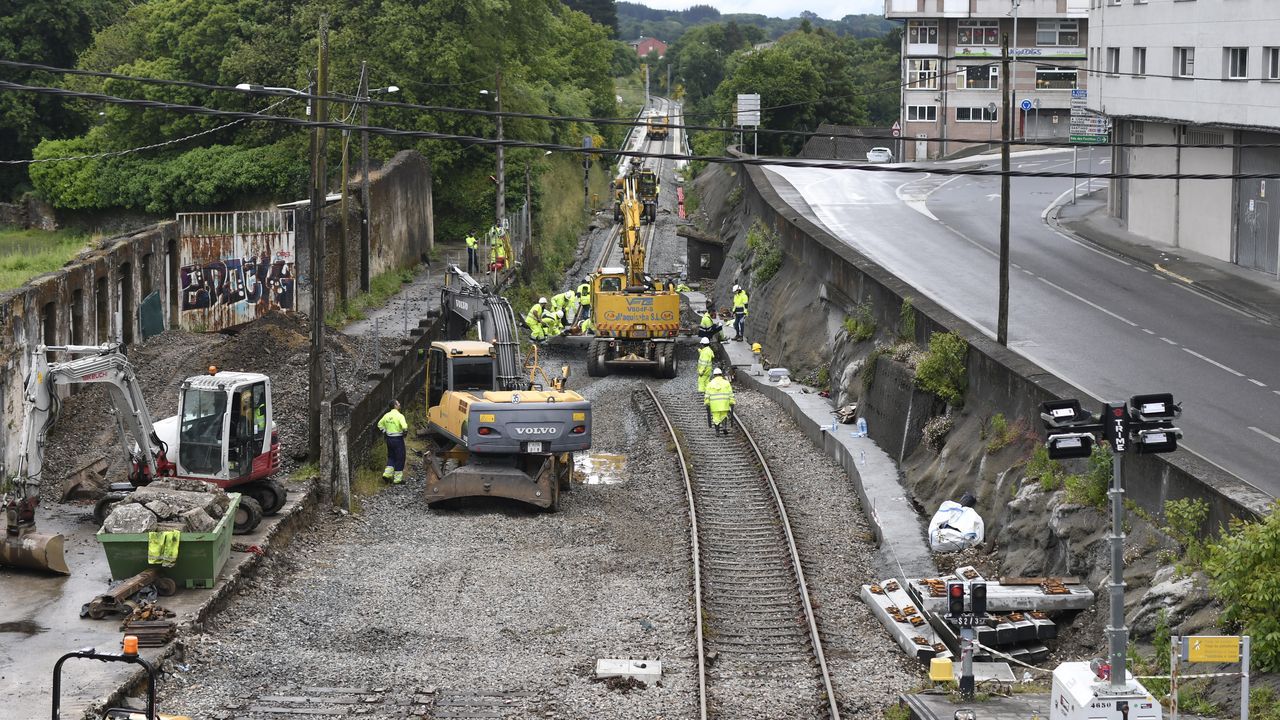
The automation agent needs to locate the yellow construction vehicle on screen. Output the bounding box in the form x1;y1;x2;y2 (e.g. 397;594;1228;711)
423;266;592;511
646;113;669;141
587;176;680;378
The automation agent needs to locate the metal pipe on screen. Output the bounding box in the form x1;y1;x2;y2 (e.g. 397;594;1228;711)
1107;450;1127;689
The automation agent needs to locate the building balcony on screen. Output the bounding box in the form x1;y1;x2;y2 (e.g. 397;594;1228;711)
887;0;1088;19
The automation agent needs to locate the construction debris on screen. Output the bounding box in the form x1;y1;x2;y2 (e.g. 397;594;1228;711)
101;481;231;534
81;569;177;620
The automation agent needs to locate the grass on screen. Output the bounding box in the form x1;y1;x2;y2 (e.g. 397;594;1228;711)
0;225;97;290
615;72;648;121
324;266;417;328
346;398;430;512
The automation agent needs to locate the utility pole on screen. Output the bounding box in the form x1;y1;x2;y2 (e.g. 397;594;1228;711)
495;67;505;229
339;67;358;313
308;15;329;463
644;63;650;108
358;60;371;293
1011;0;1020;140
998;33;1011;346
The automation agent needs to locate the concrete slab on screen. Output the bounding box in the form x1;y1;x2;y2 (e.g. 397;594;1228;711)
0;482;317;717
862;580;951;662
718;337;937;580
908;577;1094;614
902;691;1053;720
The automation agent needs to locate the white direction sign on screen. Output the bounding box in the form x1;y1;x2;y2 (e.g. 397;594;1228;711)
1070;88;1109;144
737;93;761;126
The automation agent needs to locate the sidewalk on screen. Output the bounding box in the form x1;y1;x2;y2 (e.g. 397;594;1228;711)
1049;189;1280;324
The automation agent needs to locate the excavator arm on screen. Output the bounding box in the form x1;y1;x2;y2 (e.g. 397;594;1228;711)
619;177;647;289
1;344;166;574
438;265;525;390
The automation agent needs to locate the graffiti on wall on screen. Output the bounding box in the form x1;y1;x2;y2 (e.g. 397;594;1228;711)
176;210;296;331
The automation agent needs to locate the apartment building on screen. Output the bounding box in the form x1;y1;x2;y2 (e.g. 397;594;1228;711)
1089;0;1280;274
886;0;1090;161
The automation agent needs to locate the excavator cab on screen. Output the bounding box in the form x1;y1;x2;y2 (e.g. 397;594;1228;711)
167;372;274;485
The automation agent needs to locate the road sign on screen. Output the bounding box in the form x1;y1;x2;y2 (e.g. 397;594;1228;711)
736;93;760;126
1019;99;1032;112
1070;88;1110;144
891;120;901;137
1185;636;1241;663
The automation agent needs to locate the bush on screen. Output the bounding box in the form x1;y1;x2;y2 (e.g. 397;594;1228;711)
1204;502;1280;672
1025;444;1065;492
843;302;876;343
1063;445;1111;509
914;331;967;406
923;415;953;453
898;296;917;341
746;219;782;284
1163;497;1210;569
726;184;743;207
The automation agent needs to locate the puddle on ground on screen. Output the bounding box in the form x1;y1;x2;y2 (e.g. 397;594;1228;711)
0;620;47;635
574;453;627;485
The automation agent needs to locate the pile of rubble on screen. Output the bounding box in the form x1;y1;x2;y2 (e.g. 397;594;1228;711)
100;479;231;534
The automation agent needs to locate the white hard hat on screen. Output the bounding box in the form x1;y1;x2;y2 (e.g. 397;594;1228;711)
539;297;548;304
732;284;741;291
713;367;723;375
700;337;710;345
556;310;564;318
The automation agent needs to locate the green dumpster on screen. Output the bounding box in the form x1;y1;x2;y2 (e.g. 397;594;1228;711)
97;493;240;589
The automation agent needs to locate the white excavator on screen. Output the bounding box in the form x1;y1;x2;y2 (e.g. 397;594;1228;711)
0;343;285;574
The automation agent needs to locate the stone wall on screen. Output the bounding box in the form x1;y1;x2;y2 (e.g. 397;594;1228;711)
723;157;1272;535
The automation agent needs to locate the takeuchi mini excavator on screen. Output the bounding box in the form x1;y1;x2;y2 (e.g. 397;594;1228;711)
424;265;592;511
587;173;681;378
0;344;284;574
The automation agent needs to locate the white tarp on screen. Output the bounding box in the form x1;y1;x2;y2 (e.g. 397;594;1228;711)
928;500;984;552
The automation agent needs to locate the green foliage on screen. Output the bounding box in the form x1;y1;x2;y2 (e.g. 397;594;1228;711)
682;179;701;216
861;345;887;395
881;702;911;720
816;365;829;386
745;219;782;284
898;296;917;341
1250;688;1280;720
985;413;1016;454
1026;444;1065;492
617;4;896;45
325;266;416;329
843;302;876;343
1203;501;1280;672
725;184;742;207
1162;497;1210;569
914;331;967;406
0;226;96;290
923;415;953;453
1063;446;1112;509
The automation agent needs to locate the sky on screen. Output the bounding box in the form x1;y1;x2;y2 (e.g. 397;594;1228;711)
634;0;886;21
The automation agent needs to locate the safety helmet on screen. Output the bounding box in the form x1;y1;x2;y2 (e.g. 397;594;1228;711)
732;284;741;292
556;310;564;318
700;337;710;345
539;297;548;305
713;368;723;375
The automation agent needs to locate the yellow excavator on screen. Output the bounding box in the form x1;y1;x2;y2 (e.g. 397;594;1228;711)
423;266;592;511
587;174;680;378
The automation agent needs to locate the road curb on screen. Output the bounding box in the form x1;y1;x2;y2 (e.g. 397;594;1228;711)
88;478;322;717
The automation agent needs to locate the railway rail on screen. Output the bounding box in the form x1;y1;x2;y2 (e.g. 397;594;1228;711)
644;381;841;719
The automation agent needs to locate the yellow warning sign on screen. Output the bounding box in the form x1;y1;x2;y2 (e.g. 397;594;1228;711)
1187;636;1240;663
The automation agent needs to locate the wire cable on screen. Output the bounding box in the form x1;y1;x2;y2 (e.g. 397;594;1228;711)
3;79;1279;181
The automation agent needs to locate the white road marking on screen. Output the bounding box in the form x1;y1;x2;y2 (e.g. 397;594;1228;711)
1037;277;1139;326
1142;328;1155;334
1250;379;1267;387
1182;348;1245;377
1249;426;1280;445
1160;337;1178;345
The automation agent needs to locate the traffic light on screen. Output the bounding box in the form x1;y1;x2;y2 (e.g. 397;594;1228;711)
970;581;987;616
948;581;965;617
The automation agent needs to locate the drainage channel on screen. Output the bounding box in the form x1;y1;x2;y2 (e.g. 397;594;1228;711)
643;380;840;720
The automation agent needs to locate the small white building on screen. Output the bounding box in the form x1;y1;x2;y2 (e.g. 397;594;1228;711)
1088;0;1280;273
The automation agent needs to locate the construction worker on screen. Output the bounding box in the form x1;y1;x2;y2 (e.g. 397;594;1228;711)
489;235;507;272
465;230;479;274
732;284;749;342
525;298;548;340
698;310;717;340
579;315;595;335
704;368;735;435
576;277;592;323
378;399;409;484
541;307;563;338
696;337;715;393
675;278;691;292
551;289;578;321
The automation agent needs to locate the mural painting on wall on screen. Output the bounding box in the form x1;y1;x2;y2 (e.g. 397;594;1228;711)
181;253;295;314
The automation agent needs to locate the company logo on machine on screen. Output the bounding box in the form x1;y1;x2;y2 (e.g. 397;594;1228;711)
513;426;559;436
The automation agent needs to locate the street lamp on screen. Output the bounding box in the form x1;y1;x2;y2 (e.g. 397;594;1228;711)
480;75;504;230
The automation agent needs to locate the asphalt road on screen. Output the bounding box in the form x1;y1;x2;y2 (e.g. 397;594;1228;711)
762;149;1280;497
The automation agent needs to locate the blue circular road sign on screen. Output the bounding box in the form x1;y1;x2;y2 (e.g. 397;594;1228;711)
1019;99;1033;111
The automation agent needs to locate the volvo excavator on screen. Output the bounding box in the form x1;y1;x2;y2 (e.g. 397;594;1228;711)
587;172;681;378
0;344;285;574
423;265;592;511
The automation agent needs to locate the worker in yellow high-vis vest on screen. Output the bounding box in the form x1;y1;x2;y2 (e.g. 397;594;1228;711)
377;400;409;484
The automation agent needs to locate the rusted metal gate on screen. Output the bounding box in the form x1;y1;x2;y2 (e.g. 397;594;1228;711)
175;210;296;331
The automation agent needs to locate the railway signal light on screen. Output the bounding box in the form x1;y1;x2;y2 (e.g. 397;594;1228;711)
1047;432;1094;460
1039;399;1092;428
948;581;966;617
970;581;987;616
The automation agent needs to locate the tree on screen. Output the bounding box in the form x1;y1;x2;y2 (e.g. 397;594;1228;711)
563;0;618;37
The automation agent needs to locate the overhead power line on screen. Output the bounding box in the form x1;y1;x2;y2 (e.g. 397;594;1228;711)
2;78;1278;183
6;57;1277;152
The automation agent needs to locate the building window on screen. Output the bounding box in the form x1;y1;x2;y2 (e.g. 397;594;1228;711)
1035;67;1078;89
1175;47;1195;78
1106;47;1120;75
957;20;999;46
1267;48;1280;80
958;65;1000;89
1226;48;1249;80
907;20;938;45
908;59;940;90
1133;47;1147;76
957;106;998;122
1036;20;1079;47
907;105;938;122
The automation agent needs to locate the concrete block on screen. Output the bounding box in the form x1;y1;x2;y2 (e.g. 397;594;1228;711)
143;499;175;520
130;487;222;517
180;507;217;533
595;658;661;684
102;503;158;534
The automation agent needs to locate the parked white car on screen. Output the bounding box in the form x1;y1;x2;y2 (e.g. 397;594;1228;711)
866;147;893;163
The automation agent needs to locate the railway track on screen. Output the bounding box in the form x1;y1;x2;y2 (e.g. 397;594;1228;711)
644;380;840;719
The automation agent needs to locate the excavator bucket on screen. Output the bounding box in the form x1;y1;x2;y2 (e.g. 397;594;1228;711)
1;530;69;574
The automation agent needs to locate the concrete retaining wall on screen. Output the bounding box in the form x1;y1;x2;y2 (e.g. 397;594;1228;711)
731;158;1272;534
